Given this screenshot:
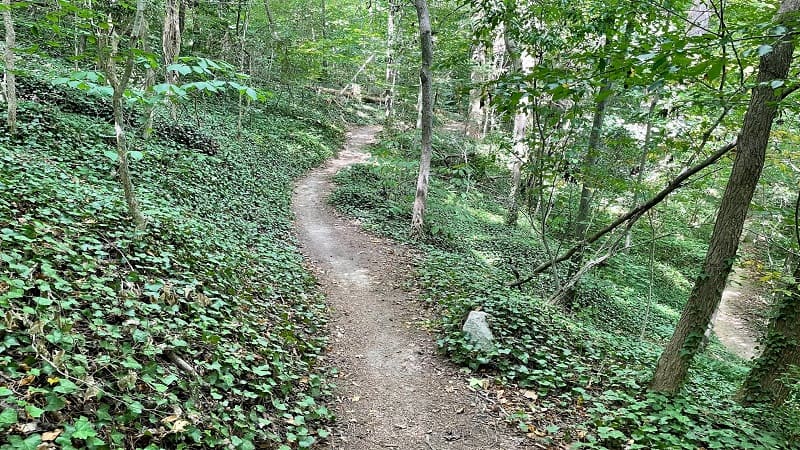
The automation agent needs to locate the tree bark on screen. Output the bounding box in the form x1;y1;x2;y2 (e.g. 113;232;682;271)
649;0;799;394
574;80;611;239
3;0;16;134
739;260;800;406
384;0;400;123
506;49;535;226
411;0;433;236
163;0;182;120
97;5;148;230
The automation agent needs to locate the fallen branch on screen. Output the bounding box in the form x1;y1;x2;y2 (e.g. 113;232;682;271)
509;140;737;288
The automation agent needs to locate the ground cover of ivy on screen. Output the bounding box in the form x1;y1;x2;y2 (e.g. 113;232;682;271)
0;65;350;448
329;128;800;449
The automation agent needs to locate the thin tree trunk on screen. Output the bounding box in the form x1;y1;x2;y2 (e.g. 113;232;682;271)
649;0;799;394
163;0;182;121
574;80;611;239
466;42;486;137
3;0;16;134
510;140;737;288
135;0;157;138
625;93;659;248
506;50;535;226
411;0;433;236
97;5;148;230
237;0;251;138
384;0;400;123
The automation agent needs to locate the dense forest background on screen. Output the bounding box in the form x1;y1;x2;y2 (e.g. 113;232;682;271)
2;0;800;448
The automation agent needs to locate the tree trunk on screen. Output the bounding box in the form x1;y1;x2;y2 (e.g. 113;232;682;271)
466;42;486;137
135;0;157;138
650;0;799;394
384;0;400;124
3;0;16;134
625;93;659;248
411;0;433;236
687;0;712;37
506;50;535;226
163;0;182;120
574;81;611;239
739;243;800;405
236;0;251;138
97;2;148;230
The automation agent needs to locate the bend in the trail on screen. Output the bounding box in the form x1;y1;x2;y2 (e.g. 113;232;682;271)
292;126;526;449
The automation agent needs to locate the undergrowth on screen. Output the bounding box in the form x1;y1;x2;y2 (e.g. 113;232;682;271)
0;65;351;449
330;128;800;449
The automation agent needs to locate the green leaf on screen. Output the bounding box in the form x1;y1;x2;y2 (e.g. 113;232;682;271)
245;88;258;101
103;150;119;163
5;434;41;450
128;151;144;161
72;416;97;439
53;379;79;394
25;404;45;419
0;408;18;427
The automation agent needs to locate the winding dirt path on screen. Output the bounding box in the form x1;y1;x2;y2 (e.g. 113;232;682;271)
292;126;526;450
712;268;763;360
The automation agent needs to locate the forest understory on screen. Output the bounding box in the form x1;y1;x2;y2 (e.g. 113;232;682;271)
3;0;800;449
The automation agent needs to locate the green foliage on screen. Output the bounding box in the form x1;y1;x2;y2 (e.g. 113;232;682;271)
330;126;800;448
0;67;345;447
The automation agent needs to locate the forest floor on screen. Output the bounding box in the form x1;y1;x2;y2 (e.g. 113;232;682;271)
712;266;768;360
292;126;529;449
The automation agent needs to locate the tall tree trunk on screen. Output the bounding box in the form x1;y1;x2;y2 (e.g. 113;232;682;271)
3;0;16;134
466;42;486;137
163;0;182;120
625;93;659;248
739;258;800;405
320;0;328;77
135;0;157;138
687;0;712;37
384;0;400;124
650;0;799;394
410;0;433;236
236;0;251;138
506;49;536;226
97;5;148;230
574;80;611;239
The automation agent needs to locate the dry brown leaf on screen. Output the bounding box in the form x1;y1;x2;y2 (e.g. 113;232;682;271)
41;429;62;441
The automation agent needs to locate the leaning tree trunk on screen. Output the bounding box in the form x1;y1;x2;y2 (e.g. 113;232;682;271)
163;0;182;120
3;0;16;134
650;0;799;394
410;0;433;236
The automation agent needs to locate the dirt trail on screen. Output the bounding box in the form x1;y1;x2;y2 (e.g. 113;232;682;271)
712;268;763;360
292;126;526;449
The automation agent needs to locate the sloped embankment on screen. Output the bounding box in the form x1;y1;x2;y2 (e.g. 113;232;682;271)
1;72;343;448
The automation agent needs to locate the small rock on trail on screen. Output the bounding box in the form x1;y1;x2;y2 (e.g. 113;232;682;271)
292;126;527;449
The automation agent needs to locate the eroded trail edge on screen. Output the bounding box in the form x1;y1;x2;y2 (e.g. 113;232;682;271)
292;126;524;449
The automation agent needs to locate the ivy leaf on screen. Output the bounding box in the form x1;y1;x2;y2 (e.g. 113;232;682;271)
25;404;45;419
71;416;97;440
128;151;144;161
5;434;42;450
0;407;18;427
